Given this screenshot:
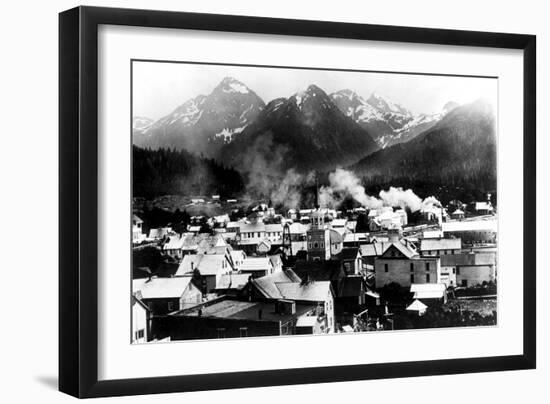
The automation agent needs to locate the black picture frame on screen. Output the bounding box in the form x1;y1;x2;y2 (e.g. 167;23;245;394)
59;5;536;398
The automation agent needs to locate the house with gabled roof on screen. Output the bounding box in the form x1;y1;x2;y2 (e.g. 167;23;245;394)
374;241;441;289
239;257;274;278
250;270;335;332
132;276;203;315
176;253;234;293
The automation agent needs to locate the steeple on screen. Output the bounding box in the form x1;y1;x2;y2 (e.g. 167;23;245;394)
314;171;320;209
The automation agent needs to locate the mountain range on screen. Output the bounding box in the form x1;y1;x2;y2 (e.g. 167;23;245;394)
352;99;497;199
133;76;496;200
134;77;265;158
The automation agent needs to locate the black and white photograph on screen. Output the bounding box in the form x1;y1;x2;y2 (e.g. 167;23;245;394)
131;61;498;343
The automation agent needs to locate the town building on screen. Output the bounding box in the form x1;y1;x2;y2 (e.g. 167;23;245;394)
307;210;331;261
410;283;447;305
176;254;234;293
154;296;321;340
374;241;441;289
337;247;363;275
132;276;203;315
132;294;150;343
239;257;275;278
474;201;494;215
132;214;145;244
440;252;496;287
214;273;252;296
450;209;465;220
419;238;462;257
250;271;336;332
147;227;172;241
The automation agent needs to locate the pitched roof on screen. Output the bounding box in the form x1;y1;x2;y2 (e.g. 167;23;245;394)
132;276;193;299
381;242;417;259
133;214;143;223
329;228;344;243
406;299;428;312
275;281;332;302
215;273;251;290
420;238;462;252
240;257;273;272
163;234;186;250
176;254;230;276
360;243;386;257
338;247;361;261
251;270;302;299
148;227;171;239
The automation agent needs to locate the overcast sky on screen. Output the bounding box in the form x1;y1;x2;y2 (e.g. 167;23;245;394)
133;61;497;120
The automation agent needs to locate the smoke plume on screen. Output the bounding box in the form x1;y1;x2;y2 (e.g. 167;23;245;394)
239;132;315;209
319;168;441;212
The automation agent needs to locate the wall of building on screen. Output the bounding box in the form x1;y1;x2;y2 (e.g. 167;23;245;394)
456;265;496;287
307;229;331;261
374;257;440;289
143;297;181;315
132;303;149;343
152;315;284;340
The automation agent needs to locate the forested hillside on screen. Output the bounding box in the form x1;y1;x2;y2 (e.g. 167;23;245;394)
133;146;244;198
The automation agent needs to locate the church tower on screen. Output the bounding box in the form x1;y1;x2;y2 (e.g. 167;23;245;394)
307;208;331;261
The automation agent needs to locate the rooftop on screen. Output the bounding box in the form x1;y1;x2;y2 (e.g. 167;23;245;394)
240;257;273;272
176;254;230;276
174;298;316;322
420;238;462;252
133;276;193;299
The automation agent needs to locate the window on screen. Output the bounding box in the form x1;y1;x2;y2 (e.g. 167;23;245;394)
216;328;226;338
308;243;312;249
425;262;430;271
452;268;456;274
410;263;414;272
167;302;174;311
410;274;414;283
456;268;460;275
384;263;388;272
239;327;248;338
426;274;430;283
313;242;319;248
461;279;468;287
320;242;324;248
136;329;144;339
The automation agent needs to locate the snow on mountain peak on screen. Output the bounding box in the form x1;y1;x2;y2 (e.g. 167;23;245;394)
218;77;250;94
367;92;411;117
